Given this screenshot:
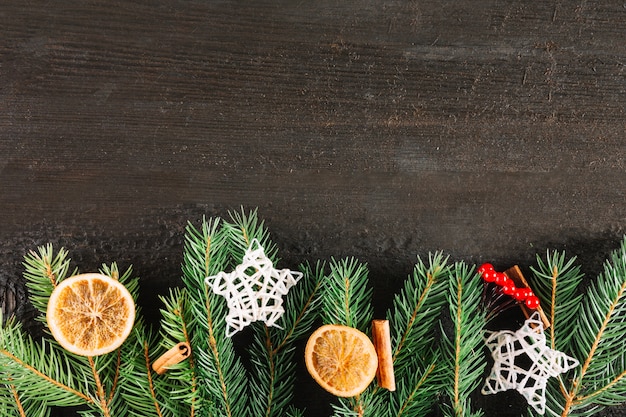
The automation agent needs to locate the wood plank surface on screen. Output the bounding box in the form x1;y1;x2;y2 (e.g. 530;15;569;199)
1;1;626;415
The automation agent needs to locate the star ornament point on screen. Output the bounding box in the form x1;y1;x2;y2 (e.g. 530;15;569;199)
482;312;579;415
205;239;303;337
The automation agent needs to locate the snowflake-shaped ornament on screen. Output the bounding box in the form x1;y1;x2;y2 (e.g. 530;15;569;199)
205;239;303;337
482;312;579;414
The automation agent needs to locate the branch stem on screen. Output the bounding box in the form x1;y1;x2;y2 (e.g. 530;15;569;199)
0;350;91;403
561;281;626;417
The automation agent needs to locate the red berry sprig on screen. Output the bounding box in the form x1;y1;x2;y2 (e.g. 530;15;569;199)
477;263;540;309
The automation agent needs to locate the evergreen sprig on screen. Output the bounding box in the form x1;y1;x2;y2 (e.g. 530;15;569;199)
384;252;449;417
321;257;373;331
532;237;626;417
439;262;486;417
227;207;277;262
530;250;584;351
0;315;90;409
121;288;199;417
180;216;248;417
22;244;75;319
0;247;145;417
175;210;321;417
248;261;325;417
317;258;374;416
229;209;324;417
6;210;626;417
322;253;466;417
391;252;449;376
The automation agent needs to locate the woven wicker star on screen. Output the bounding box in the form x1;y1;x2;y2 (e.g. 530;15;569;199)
205;239;302;337
482;312;579;414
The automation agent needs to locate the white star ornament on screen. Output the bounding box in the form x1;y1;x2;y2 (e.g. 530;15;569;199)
205;239;302;337
482;312;579;415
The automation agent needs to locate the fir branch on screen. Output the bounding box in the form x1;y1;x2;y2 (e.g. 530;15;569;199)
22;244;74;317
329;253;450;417
390;252;449;375
120;322;191;417
543;237;626;417
0;385;49;417
320;258;373;416
142;338;165;417
0;316;91;408
393;362;439;417
530;251;584;350
248;261;325;417
249;329;297;417
272;261;325;353
226;207;277;262
321;258;373;331
157;288;199;412
181;217;249;417
362;253;449;417
89;355;113;417
439;262;486;417
90;263;140;415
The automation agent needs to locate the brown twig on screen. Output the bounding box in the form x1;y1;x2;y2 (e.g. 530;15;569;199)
88;356;111;417
9;382;26;417
0;350;91;403
144;341;164;417
107;349;121;405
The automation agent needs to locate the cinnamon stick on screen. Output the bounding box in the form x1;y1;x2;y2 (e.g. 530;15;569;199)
152;342;191;375
371;319;396;391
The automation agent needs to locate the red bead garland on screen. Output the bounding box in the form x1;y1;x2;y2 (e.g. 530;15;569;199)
478;263;540;310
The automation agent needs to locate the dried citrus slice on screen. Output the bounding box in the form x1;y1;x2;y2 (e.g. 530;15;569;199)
305;324;378;397
46;273;135;356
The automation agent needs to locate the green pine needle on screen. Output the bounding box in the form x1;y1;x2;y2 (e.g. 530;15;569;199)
381;252;450;417
440;262;486;417
180;217;249;417
530;250;584;351
0;315;90;409
248;261;325;417
538;236;626;417
321;258;373;331
390;252;449;375
22;244;75;318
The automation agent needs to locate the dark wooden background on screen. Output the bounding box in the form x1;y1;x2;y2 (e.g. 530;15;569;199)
2;1;626;416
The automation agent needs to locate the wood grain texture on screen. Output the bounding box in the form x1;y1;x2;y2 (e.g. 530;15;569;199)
1;1;626;415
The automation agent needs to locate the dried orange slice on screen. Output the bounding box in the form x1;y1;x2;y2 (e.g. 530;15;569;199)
305;324;378;397
46;273;135;356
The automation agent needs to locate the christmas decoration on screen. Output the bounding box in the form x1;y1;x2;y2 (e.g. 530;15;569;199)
0;209;625;417
371;319;396;391
480;263;551;329
152;342;191;375
482;312;579;414
205;238;303;337
312;256;486;417
0;251;141;417
304;324;378;397
488;264;540;310
478;263;541;311
526;245;626;416
46;273;136;356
